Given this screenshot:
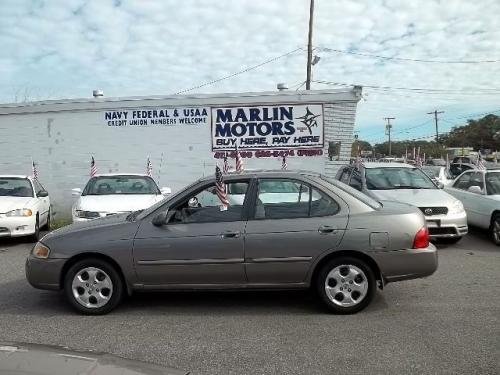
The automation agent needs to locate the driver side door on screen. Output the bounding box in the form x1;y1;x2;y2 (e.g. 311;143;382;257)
132;180;250;287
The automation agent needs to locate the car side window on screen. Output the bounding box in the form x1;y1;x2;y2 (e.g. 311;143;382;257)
168;181;249;224
453;172;472;190
349;171;362;191
254;179;339;219
468;172;484;191
339;168;352;184
33;180;43;195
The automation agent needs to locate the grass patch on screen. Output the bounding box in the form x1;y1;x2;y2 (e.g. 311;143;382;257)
50;218;72;230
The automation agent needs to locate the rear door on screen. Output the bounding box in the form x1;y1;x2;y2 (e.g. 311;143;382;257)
244;178;349;284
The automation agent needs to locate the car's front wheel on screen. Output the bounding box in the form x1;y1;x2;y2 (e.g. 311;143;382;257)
29;216;40;242
316;256;376;314
64;258;123;315
490;214;500;246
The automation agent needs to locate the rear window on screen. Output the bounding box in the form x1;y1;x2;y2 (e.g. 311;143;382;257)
318;175;382;209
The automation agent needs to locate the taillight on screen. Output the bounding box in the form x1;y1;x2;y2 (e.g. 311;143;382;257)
413;227;429;249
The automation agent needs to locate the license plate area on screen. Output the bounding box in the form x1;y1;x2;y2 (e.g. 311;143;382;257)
426;219;441;228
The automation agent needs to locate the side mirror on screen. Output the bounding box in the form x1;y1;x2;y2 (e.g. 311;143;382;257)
467;185;483;195
152;210;169;226
437;182;444;189
160;187;172;195
72;188;82;196
37;190;49;197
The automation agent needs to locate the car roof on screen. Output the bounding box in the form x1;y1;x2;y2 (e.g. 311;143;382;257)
0;175;31;179
197;169;322;182
91;173;149;177
361;162;415;169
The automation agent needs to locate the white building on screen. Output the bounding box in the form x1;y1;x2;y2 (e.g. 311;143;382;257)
0;88;361;219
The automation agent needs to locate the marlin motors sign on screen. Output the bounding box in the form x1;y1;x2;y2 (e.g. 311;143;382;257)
211;104;324;150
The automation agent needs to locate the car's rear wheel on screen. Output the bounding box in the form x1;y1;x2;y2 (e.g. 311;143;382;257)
64;258;123;315
490;214;500;246
316;256;376;314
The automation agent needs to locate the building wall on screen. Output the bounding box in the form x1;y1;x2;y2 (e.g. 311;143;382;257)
0;90;359;219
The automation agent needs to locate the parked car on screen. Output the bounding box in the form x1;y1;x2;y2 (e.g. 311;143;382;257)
335;162;468;242
421;166;454;186
445;169;500;245
26;171;437;315
426;158;446;166
0;175;50;240
71;174;171;222
449;162;477;179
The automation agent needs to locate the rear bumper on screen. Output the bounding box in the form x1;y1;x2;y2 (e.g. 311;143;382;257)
25;255;65;290
425;211;468;238
372;244;438;283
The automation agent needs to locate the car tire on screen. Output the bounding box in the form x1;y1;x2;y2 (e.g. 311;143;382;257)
490;214;500;246
30;216;40;242
44;209;51;231
64;258;123;315
316;256;376;314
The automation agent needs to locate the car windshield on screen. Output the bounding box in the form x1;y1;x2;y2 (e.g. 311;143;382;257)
421;166;441;178
83;176;160;195
0;178;33;197
365;167;436;190
486;172;500;195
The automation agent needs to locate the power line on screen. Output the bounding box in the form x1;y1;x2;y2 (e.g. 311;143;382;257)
174;48;303;95
313;80;500;94
317;47;500;64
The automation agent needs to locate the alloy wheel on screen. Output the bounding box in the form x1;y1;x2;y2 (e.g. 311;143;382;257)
493;219;500;245
71;267;114;308
324;264;368;307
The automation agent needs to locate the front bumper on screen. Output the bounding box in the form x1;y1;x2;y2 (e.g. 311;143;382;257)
0;216;36;237
372;243;438;283
25;254;66;290
425;211;468;238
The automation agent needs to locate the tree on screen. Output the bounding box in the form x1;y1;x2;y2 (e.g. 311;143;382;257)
351;140;372;156
440;114;500;150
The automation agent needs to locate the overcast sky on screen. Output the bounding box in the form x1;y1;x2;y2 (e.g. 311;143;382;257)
1;0;499;143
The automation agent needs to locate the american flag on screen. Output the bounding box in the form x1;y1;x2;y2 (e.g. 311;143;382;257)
90;156;97;177
146;156;153;177
415;147;423;167
476;152;486;170
223;154;230;174
281;154;287;170
235;145;244;173
215;165;229;208
32;160;39;180
446;153;450;171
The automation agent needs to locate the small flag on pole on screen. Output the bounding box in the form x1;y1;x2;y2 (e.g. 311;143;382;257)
476;152;486;170
146;156;153;177
415;147;423;167
281;154;287;170
215;165;229;209
446;153;450;171
90;156;97;177
223;153;230;174
355;145;364;170
31;160;39;180
235;145;244;173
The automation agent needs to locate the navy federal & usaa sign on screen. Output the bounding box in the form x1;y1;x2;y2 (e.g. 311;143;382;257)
211;104;324;150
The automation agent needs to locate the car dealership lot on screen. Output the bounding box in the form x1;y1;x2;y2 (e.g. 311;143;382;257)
0;230;498;375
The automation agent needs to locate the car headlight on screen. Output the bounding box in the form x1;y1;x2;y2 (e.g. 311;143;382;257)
6;208;32;217
75;210;101;219
449;200;465;215
32;242;50;259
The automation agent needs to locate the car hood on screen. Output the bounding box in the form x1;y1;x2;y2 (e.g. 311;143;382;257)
0;196;36;213
370;188;458;207
0;342;187;375
75;194;163;213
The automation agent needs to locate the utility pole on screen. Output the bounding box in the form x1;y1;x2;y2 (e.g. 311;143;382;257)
384;117;395;156
305;0;314;90
427;110;444;142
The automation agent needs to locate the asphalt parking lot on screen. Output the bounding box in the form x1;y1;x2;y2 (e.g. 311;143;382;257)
0;229;499;375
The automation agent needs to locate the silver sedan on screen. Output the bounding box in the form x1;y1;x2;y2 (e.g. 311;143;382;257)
26;171;438;315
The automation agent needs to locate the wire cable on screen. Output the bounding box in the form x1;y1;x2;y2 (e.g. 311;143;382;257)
174;48;303;95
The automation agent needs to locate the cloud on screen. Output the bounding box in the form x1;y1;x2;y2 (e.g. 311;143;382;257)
0;0;499;142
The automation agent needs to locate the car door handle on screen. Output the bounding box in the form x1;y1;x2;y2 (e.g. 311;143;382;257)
318;226;335;234
220;231;241;239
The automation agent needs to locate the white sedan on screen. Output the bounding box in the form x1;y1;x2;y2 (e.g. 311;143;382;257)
0;175;50;240
445;168;500;245
72;174;171;222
